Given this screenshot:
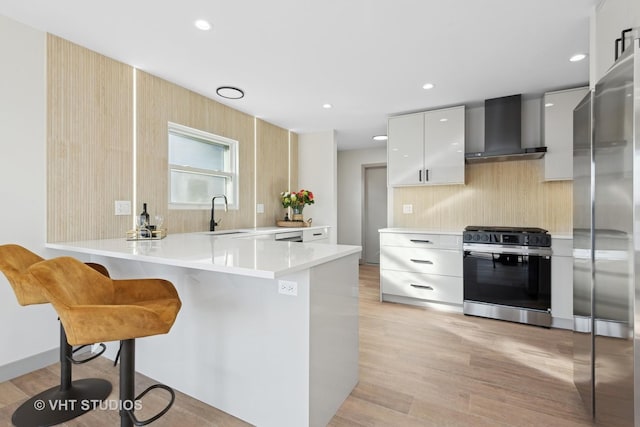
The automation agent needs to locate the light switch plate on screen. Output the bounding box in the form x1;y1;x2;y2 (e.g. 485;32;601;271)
115;200;132;215
402;204;413;214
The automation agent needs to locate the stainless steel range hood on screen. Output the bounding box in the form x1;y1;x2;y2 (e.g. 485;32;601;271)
465;94;547;164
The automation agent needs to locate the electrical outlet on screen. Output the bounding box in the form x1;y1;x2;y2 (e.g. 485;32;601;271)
278;280;298;296
115;200;132;215
256;203;265;214
402;204;413;214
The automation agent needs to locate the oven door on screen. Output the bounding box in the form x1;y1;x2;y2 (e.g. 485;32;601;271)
463;244;552;311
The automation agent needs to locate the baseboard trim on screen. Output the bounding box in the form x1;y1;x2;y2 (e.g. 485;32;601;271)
551;317;573;330
0;348;58;382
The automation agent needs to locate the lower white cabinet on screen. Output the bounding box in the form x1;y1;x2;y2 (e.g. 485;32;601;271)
379;229;463;309
380;270;462;304
303;227;329;243
551;237;573;329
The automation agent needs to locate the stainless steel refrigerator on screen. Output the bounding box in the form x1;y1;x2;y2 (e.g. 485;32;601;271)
573;32;639;426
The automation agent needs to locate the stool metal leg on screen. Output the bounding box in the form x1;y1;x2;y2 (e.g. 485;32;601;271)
11;324;112;427
120;339;135;427
119;339;176;427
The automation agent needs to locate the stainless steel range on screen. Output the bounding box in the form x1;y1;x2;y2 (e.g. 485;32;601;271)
462;226;552;327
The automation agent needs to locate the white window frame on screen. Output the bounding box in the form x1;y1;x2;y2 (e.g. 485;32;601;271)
168;122;239;210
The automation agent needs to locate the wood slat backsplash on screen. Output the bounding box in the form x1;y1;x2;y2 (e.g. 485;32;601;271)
392;160;572;233
135;71;255;234
47;35;133;242
256;120;290;226
47;35;296;241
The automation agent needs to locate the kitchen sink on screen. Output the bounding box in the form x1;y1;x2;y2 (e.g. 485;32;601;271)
204;230;248;236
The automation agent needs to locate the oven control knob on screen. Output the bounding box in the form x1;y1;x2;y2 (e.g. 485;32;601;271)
531;236;539;245
473;234;480;241
464;233;472;241
481;234;488;242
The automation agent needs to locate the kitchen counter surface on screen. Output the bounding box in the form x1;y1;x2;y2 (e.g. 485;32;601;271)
46;230;359;279
379;227;463;235
46;229;360;427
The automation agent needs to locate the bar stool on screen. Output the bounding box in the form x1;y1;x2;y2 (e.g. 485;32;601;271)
28;256;182;427
0;244;112;426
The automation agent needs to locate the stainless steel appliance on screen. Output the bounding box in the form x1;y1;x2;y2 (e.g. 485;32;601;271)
465;94;547;163
572;30;640;425
462;226;552;327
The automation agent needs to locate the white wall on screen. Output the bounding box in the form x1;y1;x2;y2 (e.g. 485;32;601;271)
298;131;338;244
592;0;640;84
337;147;387;246
0;15;59;370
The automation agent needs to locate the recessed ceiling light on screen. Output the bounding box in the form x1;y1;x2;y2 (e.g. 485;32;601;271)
440;118;448;122
372;135;388;141
194;19;211;31
422;83;435;90
569;53;587;62
545;103;554;107
322;103;333;109
216;86;244;99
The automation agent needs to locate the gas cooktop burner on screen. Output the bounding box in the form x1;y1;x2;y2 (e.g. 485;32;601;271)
463;225;551;247
464;226;548;233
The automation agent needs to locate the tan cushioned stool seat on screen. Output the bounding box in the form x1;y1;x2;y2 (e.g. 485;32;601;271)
28;256;182;346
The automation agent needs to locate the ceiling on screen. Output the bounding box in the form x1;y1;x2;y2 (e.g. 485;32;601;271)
0;0;597;150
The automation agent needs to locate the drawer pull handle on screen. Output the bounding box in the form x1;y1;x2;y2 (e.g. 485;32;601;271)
410;239;432;244
410;259;433;264
313;233;322;236
410;284;434;290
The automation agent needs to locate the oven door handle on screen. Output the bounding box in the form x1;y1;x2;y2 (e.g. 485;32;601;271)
463;244;552;257
410;259;433;265
410;284;434;290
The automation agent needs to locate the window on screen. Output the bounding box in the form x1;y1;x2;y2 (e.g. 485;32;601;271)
168;122;238;210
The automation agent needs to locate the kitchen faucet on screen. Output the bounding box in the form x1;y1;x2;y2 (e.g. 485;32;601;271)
210;195;228;231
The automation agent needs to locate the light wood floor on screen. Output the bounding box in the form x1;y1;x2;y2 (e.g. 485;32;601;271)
0;264;594;426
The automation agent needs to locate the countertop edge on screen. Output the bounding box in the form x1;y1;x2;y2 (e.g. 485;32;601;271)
378;228;463;235
45;238;361;279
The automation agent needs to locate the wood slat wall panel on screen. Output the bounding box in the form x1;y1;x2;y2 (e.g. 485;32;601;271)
256;120;289;226
392;160;572;233
289;132;299;191
47;35;133;242
135;71;255;233
48;36;299;240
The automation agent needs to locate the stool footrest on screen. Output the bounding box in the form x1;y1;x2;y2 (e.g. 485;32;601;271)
125;384;176;426
69;342;107;364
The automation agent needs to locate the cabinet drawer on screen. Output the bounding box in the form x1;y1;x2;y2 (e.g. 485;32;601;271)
381;270;462;304
380;247;462;276
380;232;461;249
303;228;329;242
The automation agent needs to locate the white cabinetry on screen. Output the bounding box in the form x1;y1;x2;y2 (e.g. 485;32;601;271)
551;237;573;329
379;230;463;310
302;227;329;243
543;87;589;181
387;106;465;186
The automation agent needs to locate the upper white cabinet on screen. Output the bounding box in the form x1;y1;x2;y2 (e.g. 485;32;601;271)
543;87;589;181
388;105;465;186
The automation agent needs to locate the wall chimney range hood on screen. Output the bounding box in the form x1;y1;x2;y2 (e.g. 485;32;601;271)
465;94;547;164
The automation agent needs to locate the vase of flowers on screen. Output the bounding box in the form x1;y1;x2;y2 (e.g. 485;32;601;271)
281;189;314;221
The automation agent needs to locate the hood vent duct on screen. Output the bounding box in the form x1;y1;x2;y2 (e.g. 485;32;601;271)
465;94;546;164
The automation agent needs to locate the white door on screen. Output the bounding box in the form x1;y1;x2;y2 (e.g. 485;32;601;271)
363;166;387;264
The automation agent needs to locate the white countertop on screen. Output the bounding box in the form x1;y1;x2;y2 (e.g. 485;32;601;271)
379;227;463;235
46;230;360;279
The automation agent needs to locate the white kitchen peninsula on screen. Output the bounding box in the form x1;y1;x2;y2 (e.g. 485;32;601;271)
46;232;361;427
